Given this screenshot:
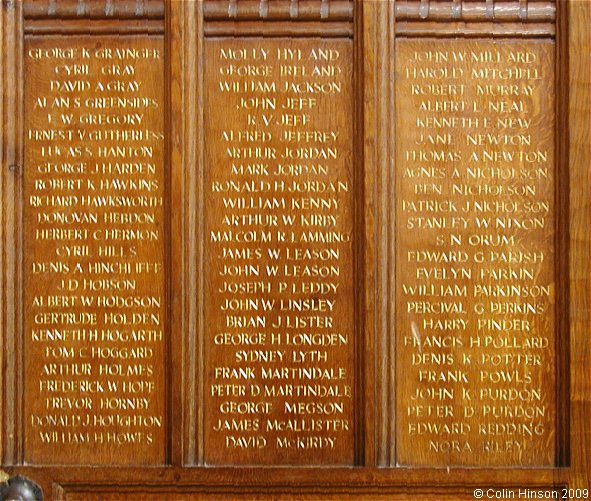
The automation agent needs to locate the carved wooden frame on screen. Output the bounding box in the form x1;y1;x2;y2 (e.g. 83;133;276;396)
0;0;588;497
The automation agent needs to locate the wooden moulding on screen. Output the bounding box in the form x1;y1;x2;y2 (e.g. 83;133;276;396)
565;0;591;488
170;0;204;466
23;18;164;35
554;0;570;468
22;34;168;466
203;20;354;38
381;0;567;469
1;0;24;466
394;21;555;37
202;0;354;37
363;0;396;468
0;0;588;496
6;465;569;499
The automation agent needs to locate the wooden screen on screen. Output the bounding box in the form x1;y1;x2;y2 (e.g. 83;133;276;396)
0;0;588;499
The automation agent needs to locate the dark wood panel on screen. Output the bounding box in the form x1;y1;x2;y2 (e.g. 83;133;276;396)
23;35;167;465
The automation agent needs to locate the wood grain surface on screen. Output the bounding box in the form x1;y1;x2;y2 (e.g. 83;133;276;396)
0;0;588;497
203;38;356;466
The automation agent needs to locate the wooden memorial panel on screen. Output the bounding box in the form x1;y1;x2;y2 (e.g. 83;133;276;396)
395;39;557;466
203;38;356;465
23;35;166;465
